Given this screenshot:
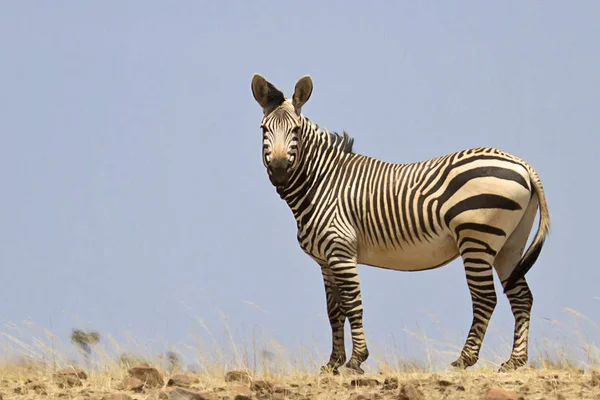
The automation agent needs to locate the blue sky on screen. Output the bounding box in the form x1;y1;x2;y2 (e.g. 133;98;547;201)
1;2;598;370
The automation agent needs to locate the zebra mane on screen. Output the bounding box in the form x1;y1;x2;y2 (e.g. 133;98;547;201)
305;118;355;154
328;130;355;154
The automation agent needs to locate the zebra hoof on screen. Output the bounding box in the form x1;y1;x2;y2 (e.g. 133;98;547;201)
450;359;469;370
450;353;478;370
498;358;526;372
344;360;364;375
319;365;340;375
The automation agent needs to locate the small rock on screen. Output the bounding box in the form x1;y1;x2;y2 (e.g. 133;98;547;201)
169;387;218;400
233;395;252;400
167;374;199;388
457;385;466;391
129;366;165;388
398;383;425;400
383;377;398;390
251;380;273;393
350;378;381;387
437;379;453;387
484;387;518;400
556;394;567;400
224;371;251;384
56;367;88;379
54;368;86;388
123;377;144;392
102;394;133;400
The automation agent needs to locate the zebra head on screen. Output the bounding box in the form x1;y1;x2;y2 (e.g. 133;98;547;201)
251;74;313;187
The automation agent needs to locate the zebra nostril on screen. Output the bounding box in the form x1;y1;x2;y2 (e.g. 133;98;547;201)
268;158;290;186
270;158;289;172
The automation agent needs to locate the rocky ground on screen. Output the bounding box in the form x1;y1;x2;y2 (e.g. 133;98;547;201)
0;364;599;400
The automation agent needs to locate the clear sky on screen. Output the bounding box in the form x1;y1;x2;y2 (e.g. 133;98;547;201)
1;2;598;370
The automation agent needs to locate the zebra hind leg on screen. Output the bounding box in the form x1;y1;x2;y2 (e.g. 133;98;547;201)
451;250;498;369
499;277;533;372
319;264;347;375
494;193;539;372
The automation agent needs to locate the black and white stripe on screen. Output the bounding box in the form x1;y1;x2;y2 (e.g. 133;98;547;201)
251;74;551;374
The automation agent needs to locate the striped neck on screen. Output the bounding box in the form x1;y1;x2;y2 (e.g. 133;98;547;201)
276;116;353;215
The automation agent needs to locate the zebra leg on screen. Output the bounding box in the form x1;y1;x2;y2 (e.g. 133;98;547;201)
327;248;368;374
494;194;538;372
499;277;533;372
319;264;347;375
451;253;497;369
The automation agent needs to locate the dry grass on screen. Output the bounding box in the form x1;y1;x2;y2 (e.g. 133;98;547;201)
1;306;598;399
0;361;599;400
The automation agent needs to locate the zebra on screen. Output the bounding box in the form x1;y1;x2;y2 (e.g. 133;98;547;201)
250;73;550;375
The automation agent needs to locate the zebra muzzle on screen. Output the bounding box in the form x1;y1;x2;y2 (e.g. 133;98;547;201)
268;158;290;187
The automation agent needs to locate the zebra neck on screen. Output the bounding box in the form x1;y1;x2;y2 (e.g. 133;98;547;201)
277;120;350;220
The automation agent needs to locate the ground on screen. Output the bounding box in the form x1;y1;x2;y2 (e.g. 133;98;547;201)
1;364;599;400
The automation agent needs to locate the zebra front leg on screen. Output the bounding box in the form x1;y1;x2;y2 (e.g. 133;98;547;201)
499;277;533;372
327;248;369;374
451;254;497;369
319;264;347;375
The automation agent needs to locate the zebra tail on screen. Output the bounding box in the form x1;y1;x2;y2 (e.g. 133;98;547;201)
502;166;551;293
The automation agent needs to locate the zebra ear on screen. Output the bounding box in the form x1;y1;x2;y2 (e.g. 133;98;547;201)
251;74;286;114
292;75;313;115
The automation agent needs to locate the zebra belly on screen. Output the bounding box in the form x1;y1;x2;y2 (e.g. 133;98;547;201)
357;234;459;271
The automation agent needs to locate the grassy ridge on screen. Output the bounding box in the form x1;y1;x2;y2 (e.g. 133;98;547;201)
1;305;598;399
